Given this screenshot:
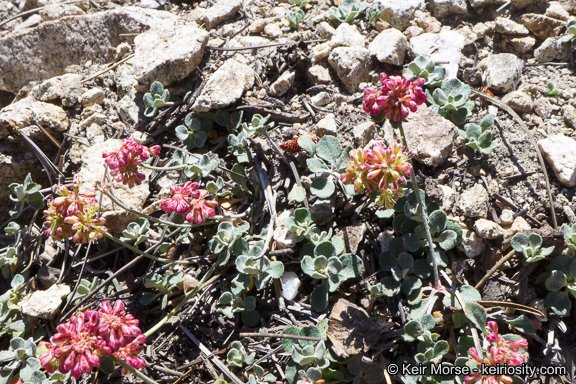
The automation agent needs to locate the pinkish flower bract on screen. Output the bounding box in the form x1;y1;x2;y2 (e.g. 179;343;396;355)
102;138;161;188
160;182;218;224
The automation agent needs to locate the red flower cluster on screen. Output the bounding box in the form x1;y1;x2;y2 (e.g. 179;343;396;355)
160;181;218;224
39;300;146;379
465;321;529;384
340;140;412;208
363;74;427;122
102;138;161;188
43;178;107;243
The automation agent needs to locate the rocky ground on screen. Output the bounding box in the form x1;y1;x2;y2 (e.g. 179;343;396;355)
1;0;576;383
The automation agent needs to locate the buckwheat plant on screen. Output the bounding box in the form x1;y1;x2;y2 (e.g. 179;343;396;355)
39;300;146;379
464;321;528;384
356;72;441;287
102;137;161;188
160;181;218;224
43;177;107;244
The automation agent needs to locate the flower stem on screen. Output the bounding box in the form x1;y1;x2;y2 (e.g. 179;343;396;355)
111;356;158;384
397;122;440;289
144;260;220;337
104;232;190;264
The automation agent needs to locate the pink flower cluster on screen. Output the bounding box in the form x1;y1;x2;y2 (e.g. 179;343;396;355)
102;138;161;188
160;181;218;224
465;321;529;384
43;178;107;243
40;300;146;379
340;140;412;208
363;74;427;122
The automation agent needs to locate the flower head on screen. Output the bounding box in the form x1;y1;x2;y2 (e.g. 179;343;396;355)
340;140;412;208
363;73;427;122
160;182;218;224
102;138;160;188
113;334;147;374
98;300;143;350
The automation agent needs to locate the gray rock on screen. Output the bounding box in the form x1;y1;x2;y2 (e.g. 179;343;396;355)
316;21;336;39
533;98;553;119
352;121;377;147
429;0;468;18
269;70;295;97
510;37;536;54
263;23;282;38
534;37;570;63
311;91;331;106
80;88;106;106
31;74;85;107
546;1;570;21
468;0;506;8
20;284;70;319
410;31;465;79
0;7;178;93
479;53;524;94
306;65;331;86
521;13;564;39
500;209;514;226
458;184;489;218
459;229;486;258
402;104;457;167
76;139;152;231
80;112;107;130
203;0;242;30
538;134;576;187
331;23;365;48
315;113;338;136
39;3;84;21
116;24;208;93
274;209;296;249
368;28;407;66
192;59;254;112
328;47;371;92
494;17;529;35
0;97;68;141
376;0;425;30
13;14;43;33
474;218;504;239
501;91;533;113
562;104;576;128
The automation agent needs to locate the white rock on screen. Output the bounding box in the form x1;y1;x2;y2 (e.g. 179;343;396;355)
306;65;331;85
546;1;570;21
328;47;371;92
352;121;376;147
474;219;504;239
202;0;242;30
311;43;331;64
192;59;254;112
13;14;43;33
269;70;295;97
0;97;69;140
274;209;296;249
501;91;533;113
263;23;282;38
80;112;106;130
562;104;576;128
533;98;552;119
0;7;179;93
495;17;529;35
402;104;457;167
139;0;161;9
535;37;570;63
331;23;365;48
429;0;468;18
39;4;85;21
368;28;407;66
510;37;536;54
311;92;331;106
410;31;465;79
80;88;105;106
20;284;70;319
315;113;338;136
438;184;455;212
376;0;426;30
116;24;208;93
459;229;486;258
479;53;524;94
538;134;576;187
500;209;514;226
458;184;489;218
31;74;85;107
280;271;300;301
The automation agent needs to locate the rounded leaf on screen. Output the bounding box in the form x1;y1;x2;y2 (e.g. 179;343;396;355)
310;177;335;198
315;242;337;258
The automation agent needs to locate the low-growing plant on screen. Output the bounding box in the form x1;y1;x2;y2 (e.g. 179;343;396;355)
427;78;474;125
346;355;386;384
175;112;212;149
0;222;25;278
226;341;255;368
542;81;563;97
143;81;170;117
364;5;382;27
543;254;576;315
249;364;277;384
141;269;184;310
9;173;44;218
228;114;273;163
459;114;498;155
218;291;260;327
287;9;311;30
234;238;284;290
329;0;368;24
289;0;310;8
561;223;576;251
65;276;104;307
0;274;28;339
119;217;150;246
403;314;449;365
377;250;430;305
403;56;446;87
511;232;554;265
282;323;331;384
559;18;576;47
